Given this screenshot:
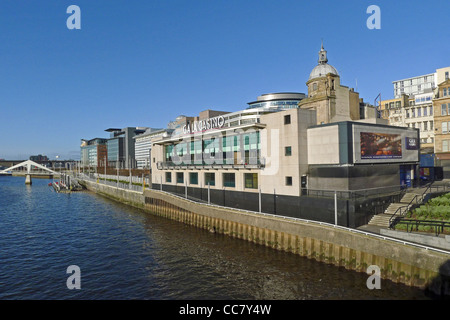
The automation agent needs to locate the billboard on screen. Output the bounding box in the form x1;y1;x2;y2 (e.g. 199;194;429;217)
360;132;402;160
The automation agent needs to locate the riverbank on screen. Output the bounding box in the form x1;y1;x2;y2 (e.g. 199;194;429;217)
79;178;450;295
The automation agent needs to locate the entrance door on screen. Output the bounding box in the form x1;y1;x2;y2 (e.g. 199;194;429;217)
400;165;412;188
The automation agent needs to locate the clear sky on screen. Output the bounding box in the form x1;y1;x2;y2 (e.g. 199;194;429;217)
0;0;449;160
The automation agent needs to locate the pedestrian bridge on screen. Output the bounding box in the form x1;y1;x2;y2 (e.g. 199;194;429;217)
0;160;59;184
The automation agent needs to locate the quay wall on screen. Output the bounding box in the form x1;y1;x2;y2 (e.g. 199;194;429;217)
80;179;450;293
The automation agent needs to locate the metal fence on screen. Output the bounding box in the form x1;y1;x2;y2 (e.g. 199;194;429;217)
76;173;147;193
305;185;405;200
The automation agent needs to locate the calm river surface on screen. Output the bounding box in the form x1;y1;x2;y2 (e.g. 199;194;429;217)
0;176;430;300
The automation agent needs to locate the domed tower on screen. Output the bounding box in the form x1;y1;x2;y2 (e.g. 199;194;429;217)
299;42;360;124
307;42;340;98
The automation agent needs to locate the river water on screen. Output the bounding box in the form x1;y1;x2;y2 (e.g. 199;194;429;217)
0;176;430;300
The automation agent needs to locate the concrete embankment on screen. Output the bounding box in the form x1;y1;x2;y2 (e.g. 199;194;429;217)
80;179;450;292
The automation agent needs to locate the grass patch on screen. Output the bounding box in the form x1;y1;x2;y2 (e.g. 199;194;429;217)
394;193;450;234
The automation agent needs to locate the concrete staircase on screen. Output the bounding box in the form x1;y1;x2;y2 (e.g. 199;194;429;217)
367;190;424;228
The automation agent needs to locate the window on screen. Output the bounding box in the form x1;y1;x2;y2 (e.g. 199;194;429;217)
176;172;184;184
285;176;293;186
284;114;291;125
424;122;428;131
446;72;449;80
444;88;448;97
189;172;198;185
417;108;421;117
443;122;448;134
285;146;292;156
423;107;427;116
430;121;434;131
244;173;258;189
204;173;215;186
443;140;450;152
429;106;433;116
223;173;235;188
412;109;415;117
165;172;172;183
442;104;448;116
313;83;317;91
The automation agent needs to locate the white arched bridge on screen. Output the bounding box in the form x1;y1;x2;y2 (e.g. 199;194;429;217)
0;160;59;184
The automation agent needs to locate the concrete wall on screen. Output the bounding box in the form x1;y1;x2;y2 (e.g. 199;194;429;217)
381;229;450;251
81;179;145;209
142;188;449;291
259;108;315;196
308;164;401;191
80;178;450;292
307;125;340;165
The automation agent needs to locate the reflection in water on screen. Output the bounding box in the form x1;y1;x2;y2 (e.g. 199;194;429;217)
0;176;429;300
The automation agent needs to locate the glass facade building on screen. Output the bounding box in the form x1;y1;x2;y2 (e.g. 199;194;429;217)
80;138;107;167
246;92;306;110
105;127;147;168
162;131;261;167
393;73;435;98
106;137;124;165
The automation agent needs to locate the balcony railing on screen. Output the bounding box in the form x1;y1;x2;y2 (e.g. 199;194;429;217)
157;158;265;170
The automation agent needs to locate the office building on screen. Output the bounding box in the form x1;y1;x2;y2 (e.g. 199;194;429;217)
393;73;435;99
80;138;108;168
29;154;49;162
134;127;167;169
392;66;450;99
105;127;148;168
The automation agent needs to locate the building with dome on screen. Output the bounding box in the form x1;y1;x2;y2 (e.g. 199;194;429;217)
299;43;362;125
148;44;420;228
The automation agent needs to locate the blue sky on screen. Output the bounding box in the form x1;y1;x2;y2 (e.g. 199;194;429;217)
0;0;449;160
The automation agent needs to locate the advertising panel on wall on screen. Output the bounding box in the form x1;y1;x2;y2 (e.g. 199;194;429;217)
360;132;402;160
353;124;419;164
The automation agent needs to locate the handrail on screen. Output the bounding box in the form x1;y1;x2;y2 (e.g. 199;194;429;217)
371;187;406;217
392;219;450;236
389;182;450;229
388;194;422;228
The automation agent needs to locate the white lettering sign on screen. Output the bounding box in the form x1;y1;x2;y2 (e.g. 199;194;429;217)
183;116;225;134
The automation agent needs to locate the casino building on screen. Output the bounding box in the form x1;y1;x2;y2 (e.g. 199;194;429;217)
150;45;420;227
